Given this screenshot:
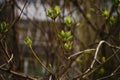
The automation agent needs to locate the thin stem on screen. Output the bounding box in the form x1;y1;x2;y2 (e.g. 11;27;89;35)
73;40;120;79
0;67;37;80
68;49;95;59
29;45;53;74
53;19;59;39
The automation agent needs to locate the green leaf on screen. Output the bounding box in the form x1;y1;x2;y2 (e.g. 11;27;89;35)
66;31;72;40
24;36;32;47
58;30;64;40
0;22;9;33
64;16;72;27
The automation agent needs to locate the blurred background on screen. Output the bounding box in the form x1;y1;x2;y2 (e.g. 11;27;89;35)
0;0;120;80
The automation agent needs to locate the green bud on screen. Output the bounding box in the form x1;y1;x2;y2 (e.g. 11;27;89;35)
54;6;60;16
110;16;116;26
64;41;73;50
101;57;106;63
0;22;9;33
64;16;72;27
24;36;32;47
102;10;109;19
98;68;105;75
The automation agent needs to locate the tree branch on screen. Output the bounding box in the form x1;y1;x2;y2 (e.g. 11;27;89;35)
0;67;37;80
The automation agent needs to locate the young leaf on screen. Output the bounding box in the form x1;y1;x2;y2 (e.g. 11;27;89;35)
64;41;73;50
98;68;105;75
65;31;72;41
47;6;60;20
110;16;116;26
58;30;72;41
24;36;32;47
64;16;72;27
0;22;9;33
54;6;60;16
101;57;106;63
47;9;53;17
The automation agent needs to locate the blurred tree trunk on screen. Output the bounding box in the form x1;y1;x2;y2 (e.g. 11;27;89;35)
0;0;20;71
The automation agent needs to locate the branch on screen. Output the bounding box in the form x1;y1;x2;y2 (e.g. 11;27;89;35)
96;65;120;80
29;46;53;74
0;54;13;68
71;0;97;32
100;5;116;35
8;0;28;31
68;49;95;59
73;40;120;79
0;67;37;80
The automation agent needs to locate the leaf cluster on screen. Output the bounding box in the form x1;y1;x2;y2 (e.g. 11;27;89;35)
47;6;60;20
58;30;72;42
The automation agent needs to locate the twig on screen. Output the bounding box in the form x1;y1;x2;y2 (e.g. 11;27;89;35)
0;74;6;80
0;67;37;80
112;48;120;63
71;0;97;32
111;65;120;76
7;54;13;63
0;54;13;68
58;49;95;79
0;40;15;67
8;0;28;31
68;49;95;59
29;45;53;74
74;48;120;79
90;41;105;69
100;5;116;39
73;40;120;79
0;1;5;13
85;40;120;74
96;73;120;80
